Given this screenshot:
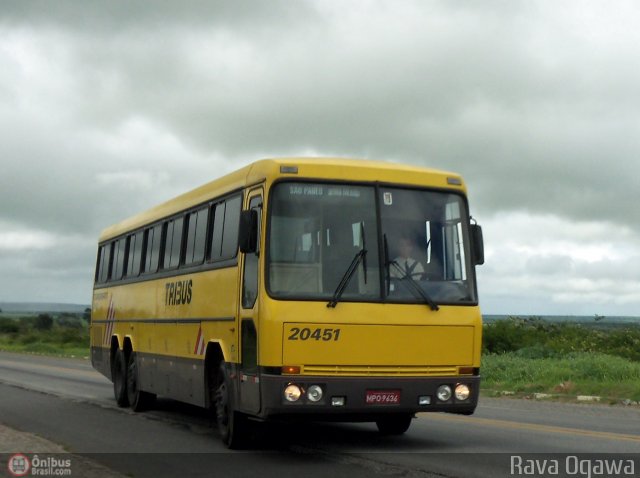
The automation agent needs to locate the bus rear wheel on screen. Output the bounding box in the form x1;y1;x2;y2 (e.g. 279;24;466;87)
126;352;156;412
375;413;413;435
112;349;129;408
214;363;249;449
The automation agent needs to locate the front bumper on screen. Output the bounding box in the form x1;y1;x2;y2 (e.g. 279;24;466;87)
259;374;480;420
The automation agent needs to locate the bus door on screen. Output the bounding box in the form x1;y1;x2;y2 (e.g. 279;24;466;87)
237;189;263;414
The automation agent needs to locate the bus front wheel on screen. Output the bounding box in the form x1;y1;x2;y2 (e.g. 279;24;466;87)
376;413;413;435
214;363;249;449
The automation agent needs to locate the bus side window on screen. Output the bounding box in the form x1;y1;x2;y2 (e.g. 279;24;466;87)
144;224;161;274
163;216;184;270
221;195;241;259
210;194;242;262
127;230;144;277
95;246;103;283
96;245;108;283
125;234;135;278
193;208;208;263
185;207;208;265
113;239;124;281
242;195;262;309
210;202;225;261
105;242;115;282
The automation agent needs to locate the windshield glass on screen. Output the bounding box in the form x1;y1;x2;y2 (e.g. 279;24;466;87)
267;181;476;305
268;183;380;301
380;187;476;304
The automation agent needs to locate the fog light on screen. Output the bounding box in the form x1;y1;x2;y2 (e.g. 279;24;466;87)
455;384;470;401
418;395;431;406
284;384;302;402
436;385;452;402
331;396;345;407
307;385;323;402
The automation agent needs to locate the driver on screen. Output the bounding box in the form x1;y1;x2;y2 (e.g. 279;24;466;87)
390;236;424;279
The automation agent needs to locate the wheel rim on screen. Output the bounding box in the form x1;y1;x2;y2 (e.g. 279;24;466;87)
127;356;137;403
215;381;231;436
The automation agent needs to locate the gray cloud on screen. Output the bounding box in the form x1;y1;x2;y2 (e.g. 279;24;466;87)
1;1;639;312
0;1;318;33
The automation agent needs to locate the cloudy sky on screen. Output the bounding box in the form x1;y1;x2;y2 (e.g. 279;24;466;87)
1;1;639;316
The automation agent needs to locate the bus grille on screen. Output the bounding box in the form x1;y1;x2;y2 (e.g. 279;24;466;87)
300;365;459;377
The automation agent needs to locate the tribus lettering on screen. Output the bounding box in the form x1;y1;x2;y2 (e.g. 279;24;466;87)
165;280;193;306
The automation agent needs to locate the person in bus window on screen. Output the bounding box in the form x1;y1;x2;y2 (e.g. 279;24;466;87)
390;236;424;279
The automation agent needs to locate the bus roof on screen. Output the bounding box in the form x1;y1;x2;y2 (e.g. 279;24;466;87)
98;157;466;242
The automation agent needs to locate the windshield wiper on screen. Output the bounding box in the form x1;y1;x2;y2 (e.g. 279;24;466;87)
327;222;367;308
383;234;439;311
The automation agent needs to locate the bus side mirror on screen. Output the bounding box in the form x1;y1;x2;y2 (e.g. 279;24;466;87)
470;224;484;266
239;209;259;254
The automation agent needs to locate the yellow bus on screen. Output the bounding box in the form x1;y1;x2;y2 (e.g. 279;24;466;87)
90;158;485;448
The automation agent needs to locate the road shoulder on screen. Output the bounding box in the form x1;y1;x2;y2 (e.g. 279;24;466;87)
0;422;125;477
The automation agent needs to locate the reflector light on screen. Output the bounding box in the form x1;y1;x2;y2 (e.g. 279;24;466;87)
282;365;301;375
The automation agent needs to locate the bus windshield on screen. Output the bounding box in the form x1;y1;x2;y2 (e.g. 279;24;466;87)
267;181;477;305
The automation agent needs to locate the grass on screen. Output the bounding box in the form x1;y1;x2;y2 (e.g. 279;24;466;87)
481;352;640;401
480;317;640;402
0;313;90;358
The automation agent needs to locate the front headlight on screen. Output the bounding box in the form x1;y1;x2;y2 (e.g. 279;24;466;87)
455;384;470;401
436;384;452;402
307;385;323;402
284;384;302;402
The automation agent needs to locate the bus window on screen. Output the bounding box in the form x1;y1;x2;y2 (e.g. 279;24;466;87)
210;202;225;261
185;207;208;265
104;242;114;282
444;200;466;281
96;245;109;283
242;195;262;309
125;234;135;277
268;183;379;299
221;195;241;259
144;224;162;274
113;239;126;281
126;231;144;277
211;195;242;262
379;187;475;303
163;217;184;270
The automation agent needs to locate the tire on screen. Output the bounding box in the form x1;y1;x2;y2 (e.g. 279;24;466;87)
126;352;156;412
112;349;129;407
376;413;413;435
214;362;249;449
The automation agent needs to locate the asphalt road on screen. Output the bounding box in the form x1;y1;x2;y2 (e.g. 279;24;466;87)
1;351;639;478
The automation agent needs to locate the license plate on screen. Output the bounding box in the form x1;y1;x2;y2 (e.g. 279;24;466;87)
365;390;401;405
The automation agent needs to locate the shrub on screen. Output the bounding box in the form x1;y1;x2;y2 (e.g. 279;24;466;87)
55;327;88;346
0;317;19;334
18;333;40;345
483;317;640;362
34;314;53;331
56;316;83;329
